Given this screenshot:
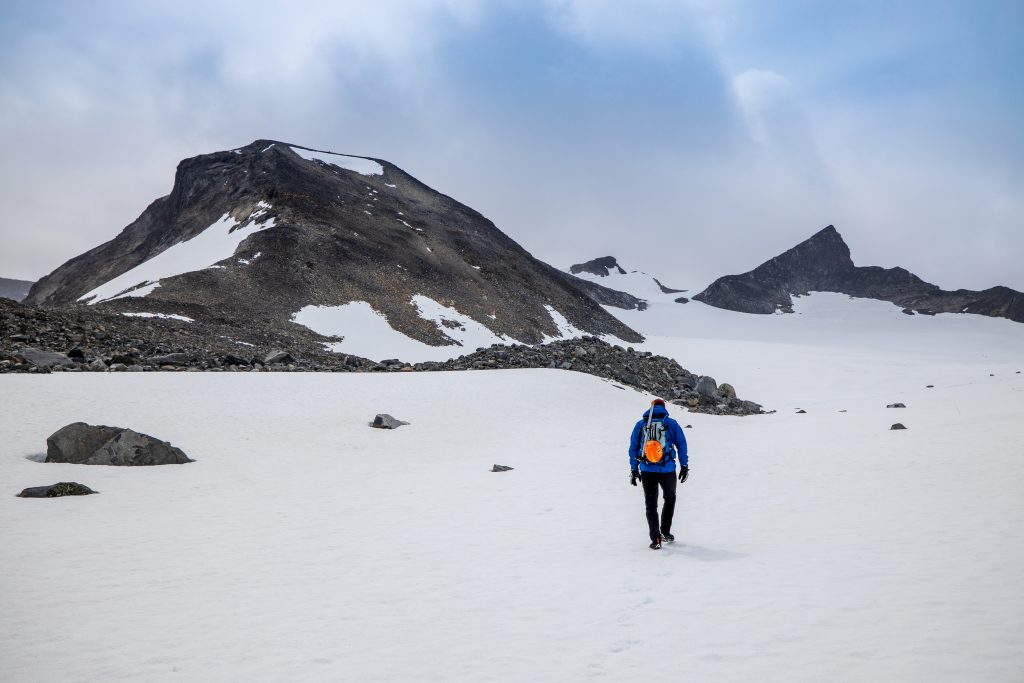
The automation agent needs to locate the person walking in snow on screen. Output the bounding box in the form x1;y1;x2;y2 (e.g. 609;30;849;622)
629;398;688;549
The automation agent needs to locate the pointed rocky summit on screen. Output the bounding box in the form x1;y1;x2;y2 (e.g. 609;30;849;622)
694;225;1024;322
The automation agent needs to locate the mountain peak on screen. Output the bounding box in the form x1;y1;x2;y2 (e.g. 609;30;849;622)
25;141;643;348
695;225;1024;323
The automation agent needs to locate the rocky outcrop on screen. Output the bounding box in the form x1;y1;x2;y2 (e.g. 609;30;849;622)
570;256;626;277
46;423;193;465
26;140;641;345
17;482;97;498
1;299;763;414
0;278;33;302
413;338;764;416
694;225;1024;323
653;278;685;294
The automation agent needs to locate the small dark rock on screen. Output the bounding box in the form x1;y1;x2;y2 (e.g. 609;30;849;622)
886;403;906;409
890;423;907;430
491;464;514;472
371;414;409;429
796;409;807;414
674;297;689;304
926;385;934;388
150;353;189;366
18;482;97;498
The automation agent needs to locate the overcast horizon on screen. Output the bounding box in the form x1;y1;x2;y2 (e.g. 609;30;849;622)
1;1;1021;291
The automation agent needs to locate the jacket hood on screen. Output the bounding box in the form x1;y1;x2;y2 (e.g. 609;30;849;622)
642;404;670;420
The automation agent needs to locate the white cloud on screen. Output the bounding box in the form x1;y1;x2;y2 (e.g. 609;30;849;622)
731;68;793;144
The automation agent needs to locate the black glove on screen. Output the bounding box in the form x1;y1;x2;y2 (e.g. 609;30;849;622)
630;469;640;486
678;466;689;483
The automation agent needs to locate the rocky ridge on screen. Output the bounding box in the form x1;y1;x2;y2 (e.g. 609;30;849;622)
0;298;761;415
694;225;1024;322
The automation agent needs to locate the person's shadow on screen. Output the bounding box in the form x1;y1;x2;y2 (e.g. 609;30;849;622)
664;542;745;562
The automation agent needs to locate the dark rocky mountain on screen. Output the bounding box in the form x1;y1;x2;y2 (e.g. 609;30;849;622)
0;278;33;302
26;140;641;345
694;225;1024;323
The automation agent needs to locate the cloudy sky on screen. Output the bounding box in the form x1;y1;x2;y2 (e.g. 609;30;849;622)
1;0;1021;290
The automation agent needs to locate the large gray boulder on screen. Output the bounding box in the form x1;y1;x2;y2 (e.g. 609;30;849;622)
17;347;72;369
695;376;718;398
45;422;193;465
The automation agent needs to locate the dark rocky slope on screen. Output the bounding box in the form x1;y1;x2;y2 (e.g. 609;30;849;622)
26;140;641;345
694;225;1024;322
0;278;34;302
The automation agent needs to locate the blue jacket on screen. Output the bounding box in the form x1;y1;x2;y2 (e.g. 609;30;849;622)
629;404;688;473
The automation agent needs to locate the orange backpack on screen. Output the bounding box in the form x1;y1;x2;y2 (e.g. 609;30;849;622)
641;406;668;464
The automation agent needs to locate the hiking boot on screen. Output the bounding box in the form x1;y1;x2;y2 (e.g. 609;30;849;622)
662;532;675;543
649;537;662;550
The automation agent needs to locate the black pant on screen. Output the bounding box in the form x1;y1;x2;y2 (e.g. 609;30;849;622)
641;471;677;541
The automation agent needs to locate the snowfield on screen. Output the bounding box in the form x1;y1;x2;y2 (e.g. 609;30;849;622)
2;296;1023;682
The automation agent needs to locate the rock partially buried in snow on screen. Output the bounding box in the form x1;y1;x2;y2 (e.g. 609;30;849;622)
371;414;409;429
890;423;907;430
491;464;514;472
18;482;97;498
887;402;907;408
45;422;193;465
796;409;807;414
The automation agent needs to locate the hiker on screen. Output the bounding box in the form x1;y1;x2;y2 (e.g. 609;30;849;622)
629;398;688;549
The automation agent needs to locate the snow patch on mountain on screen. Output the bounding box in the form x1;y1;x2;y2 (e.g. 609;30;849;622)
78;209;276;306
572;267;686;304
290;146;384;176
120;312;194;322
292;296;619;362
292;297;508;362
